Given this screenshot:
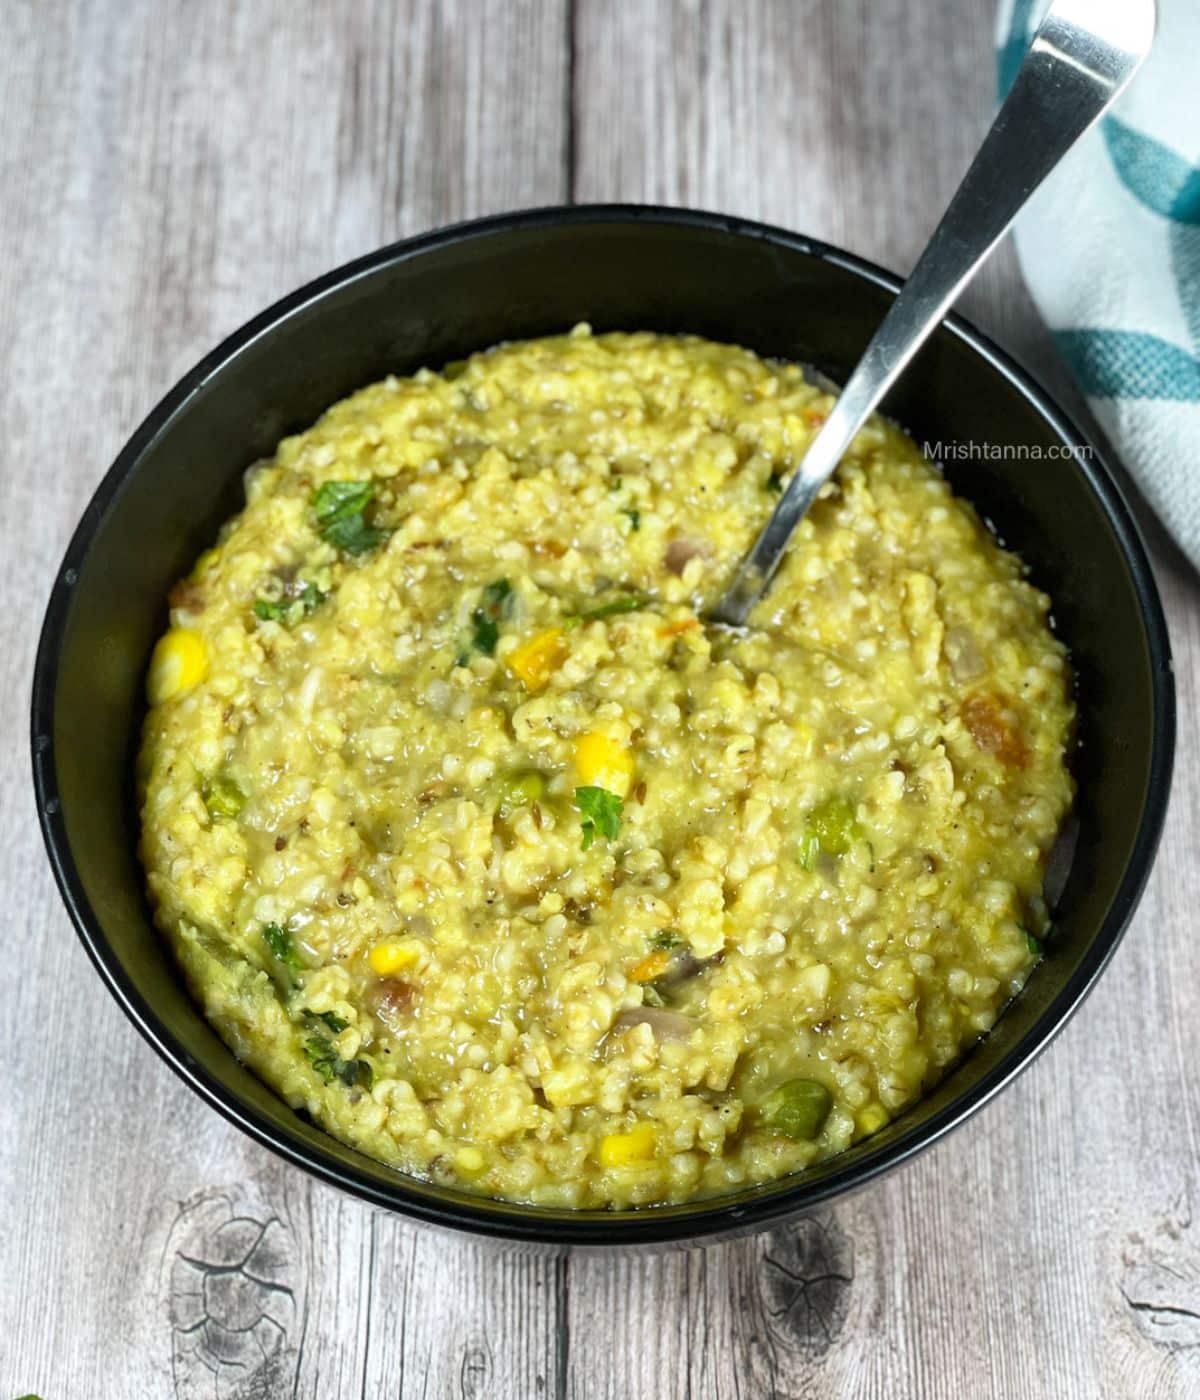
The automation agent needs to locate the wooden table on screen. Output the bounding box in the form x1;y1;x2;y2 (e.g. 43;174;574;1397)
4;3;1197;1396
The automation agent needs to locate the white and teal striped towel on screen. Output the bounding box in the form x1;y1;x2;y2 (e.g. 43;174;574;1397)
996;0;1200;565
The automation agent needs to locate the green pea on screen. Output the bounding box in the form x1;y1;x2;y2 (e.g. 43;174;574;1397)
497;769;546;817
203;773;246;821
806;795;859;857
760;1078;833;1141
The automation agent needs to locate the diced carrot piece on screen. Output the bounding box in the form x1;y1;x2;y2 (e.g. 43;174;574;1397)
961;692;1029;768
506;627;568;692
629;949;671;983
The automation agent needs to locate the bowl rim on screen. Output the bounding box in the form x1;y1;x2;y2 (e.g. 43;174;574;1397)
30;202;1176;1246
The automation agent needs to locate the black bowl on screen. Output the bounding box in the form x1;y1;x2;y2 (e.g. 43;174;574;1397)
31;206;1174;1247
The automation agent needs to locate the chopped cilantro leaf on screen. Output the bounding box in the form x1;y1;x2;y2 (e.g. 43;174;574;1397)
623;508;641;531
323;514;389;555
481;578;512;611
263;922;304;971
254;598;286;622
304;1009;349;1034
314;478;374;521
312;479;389;556
297;581;326;614
649;929;682;950
575;785;623;850
767;471;784;493
253;581;327;627
472;616;498;653
470;578;513;654
1022;927;1043;958
303;1032;374;1089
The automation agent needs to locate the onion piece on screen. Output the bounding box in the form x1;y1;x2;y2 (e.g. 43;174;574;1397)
664;536;710;575
609;1007;695;1041
656;949;718;986
367;977;415;1032
944;625;986;682
1043;814;1079;908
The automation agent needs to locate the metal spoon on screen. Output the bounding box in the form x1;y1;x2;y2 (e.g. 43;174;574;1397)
710;0;1155;627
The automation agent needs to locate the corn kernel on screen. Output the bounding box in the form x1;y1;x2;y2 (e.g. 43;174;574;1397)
629;949;671;983
598;1123;657;1168
857;1103;890;1136
146;628;208;705
575;730;634;796
454;1145;486;1176
506;627;568;691
368;939;421;975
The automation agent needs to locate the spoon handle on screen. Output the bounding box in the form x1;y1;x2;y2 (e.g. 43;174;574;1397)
710;0;1155;627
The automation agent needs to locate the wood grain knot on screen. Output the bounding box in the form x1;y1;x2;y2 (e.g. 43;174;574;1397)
1121;1199;1200;1350
166;1190;303;1399
761;1212;855;1356
459;1338;495;1399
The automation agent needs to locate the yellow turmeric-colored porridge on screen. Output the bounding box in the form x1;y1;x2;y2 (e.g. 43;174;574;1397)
139;328;1074;1208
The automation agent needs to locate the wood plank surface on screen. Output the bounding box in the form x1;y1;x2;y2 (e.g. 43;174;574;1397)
0;3;568;1398
570;6;1200;1399
3;1;1198;1397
